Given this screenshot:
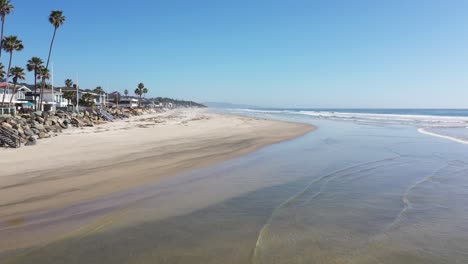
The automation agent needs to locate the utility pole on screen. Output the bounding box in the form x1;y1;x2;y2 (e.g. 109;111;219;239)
76;73;79;113
51;63;54;111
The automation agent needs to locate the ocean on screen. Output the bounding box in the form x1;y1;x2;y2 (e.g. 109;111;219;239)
4;108;468;264
230;108;468;144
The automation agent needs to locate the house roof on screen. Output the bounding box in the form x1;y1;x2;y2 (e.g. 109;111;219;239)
61;87;104;96
0;83;32;92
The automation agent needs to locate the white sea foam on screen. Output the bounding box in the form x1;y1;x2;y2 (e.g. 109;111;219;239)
234;109;468;127
417;128;468;145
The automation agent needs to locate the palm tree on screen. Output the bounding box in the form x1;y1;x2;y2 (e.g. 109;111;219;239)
134;83;145;107
1;35;23;107
65;78;73;88
94;86;104;95
63;90;74;106
26;57;44;110
79;93;95;107
0;0;13;59
38;10;65;110
8;66;25;107
94;86;105;106
0;63;5;81
45;10;65;68
37;67;50;109
124;89;128;98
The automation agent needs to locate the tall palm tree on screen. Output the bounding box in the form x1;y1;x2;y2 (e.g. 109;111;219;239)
45;10;65;68
64;78;73;88
37;67;50;109
26;57;44;110
134;82;145;107
1;35;23;107
39;10;65;110
0;0;13;59
8;66;25;107
124;89;128;98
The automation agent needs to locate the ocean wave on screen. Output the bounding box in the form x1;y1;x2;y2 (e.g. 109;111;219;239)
234;109;468;127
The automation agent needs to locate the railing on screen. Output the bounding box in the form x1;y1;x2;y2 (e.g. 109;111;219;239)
0;126;21;148
97;108;114;121
0;107;16;115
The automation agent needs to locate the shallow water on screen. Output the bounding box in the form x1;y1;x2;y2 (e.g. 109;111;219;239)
2;114;468;264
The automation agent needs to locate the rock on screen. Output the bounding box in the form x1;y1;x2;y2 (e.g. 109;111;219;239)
32;111;42;117
71;117;83;127
59;121;67;129
52;125;62;133
24;128;34;137
16;126;24;135
25;136;37;146
38;132;49;139
1;122;12;129
31;122;44;130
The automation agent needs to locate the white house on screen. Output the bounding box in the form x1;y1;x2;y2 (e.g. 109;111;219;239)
41;88;68;109
61;87;107;108
0;83;32;106
118;97;139;108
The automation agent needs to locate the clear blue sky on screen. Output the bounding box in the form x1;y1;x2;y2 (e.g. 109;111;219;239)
5;0;468;108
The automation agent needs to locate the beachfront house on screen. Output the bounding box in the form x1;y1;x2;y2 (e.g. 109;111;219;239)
24;88;68;111
119;98;139;108
61;87;108;108
41;88;67;110
0;83;34;114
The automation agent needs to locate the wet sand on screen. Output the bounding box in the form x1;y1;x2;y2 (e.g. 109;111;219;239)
0;109;314;251
3;110;467;264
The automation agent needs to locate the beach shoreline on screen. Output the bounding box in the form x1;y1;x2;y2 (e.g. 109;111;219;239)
0;109;314;251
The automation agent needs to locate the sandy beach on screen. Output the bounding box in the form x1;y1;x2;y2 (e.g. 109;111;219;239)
0;109;313;224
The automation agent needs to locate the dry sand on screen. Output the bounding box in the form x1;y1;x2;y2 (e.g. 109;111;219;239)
0;109;314;222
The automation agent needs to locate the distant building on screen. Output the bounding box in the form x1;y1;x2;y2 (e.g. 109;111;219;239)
118;97;139;108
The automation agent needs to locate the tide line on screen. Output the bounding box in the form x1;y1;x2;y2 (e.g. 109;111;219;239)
418;128;468;145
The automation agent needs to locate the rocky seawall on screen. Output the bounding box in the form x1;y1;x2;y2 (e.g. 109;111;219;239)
0;108;163;147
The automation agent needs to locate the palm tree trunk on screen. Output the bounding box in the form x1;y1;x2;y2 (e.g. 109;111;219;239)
8;82;16;107
45;28;56;69
0;16;5;59
39;77;45;111
1;51;12;108
39;27;57;111
33;68;38;110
